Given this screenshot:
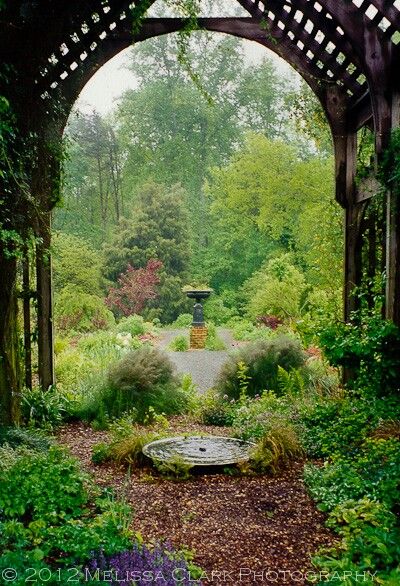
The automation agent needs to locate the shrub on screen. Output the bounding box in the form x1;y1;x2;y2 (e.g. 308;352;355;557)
85;542;202;585
205;323;225;350
198;390;235;427
80;347;189;422
0;447;132;580
230;319;272;342
319;314;400;396
169;334;189;352
232;391;290;441
304;438;400;512
216;336;306;399
170;313;193;328
115;314;147;336
107;427;159;467
256;315;283;329
203;296;235;325
250;421;303;475
55;285;115;334
21;386;71;429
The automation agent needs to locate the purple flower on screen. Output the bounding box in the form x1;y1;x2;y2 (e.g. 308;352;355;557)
84;542;202;585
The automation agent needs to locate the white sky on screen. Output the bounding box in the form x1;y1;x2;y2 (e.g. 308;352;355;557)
76;36;294;116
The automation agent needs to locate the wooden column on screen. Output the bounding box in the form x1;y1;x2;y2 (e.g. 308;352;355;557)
0;253;21;425
331;129;361;320
385;91;400;325
22;254;32;390
36;214;55;390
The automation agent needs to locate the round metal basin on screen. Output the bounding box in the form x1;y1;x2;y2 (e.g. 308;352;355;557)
142;435;254;467
185;290;212;301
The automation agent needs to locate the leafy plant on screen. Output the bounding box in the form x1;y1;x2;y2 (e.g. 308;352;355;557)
107;427;159;467
216;336;306;399
169;334;189;351
250;421;303;475
205;322;225;350
197;390;235;427
0;447;132;580
55;285;115;333
154;454;194;481
170;313;193;328
21;385;71;429
319;315;400;396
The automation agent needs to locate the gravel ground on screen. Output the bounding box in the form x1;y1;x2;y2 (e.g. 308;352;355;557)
156;328;240;393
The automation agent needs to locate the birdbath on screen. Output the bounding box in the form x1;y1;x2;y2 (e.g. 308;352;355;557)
143;436;255;467
184;288;212;349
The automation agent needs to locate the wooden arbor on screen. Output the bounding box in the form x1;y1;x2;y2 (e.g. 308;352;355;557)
0;0;400;423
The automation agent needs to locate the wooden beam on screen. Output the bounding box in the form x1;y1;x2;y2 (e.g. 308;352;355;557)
36;215;55;390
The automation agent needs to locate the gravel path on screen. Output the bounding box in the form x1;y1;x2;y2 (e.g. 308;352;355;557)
156;328;239;393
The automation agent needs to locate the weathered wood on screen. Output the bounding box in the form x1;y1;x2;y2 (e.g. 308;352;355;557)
36;215;55;390
0;253;21;425
22;255;32;390
344;203;365;320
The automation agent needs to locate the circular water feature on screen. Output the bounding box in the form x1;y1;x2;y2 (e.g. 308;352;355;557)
142;435;254;466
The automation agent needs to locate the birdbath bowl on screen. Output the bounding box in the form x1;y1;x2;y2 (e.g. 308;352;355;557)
184;289;212;327
142;435;254;467
185;289;212;303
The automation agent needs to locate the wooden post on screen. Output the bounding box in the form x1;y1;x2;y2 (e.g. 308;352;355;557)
0;253;21;425
36;214;55;390
385;91;400;325
332;130;362;321
22;254;32;390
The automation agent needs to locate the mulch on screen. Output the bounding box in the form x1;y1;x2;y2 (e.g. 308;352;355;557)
57;420;335;586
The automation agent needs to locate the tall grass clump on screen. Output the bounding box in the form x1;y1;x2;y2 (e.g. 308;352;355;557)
77;347;190;423
216;335;306;399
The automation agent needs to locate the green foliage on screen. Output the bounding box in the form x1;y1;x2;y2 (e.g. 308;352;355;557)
229;318;273;342
154;455;194;481
197;390;235;427
0;426;51;453
298;395;374;458
232;391;290;441
52;231;103;295
204;323;225;350
203;296;236;325
80;346;189;423
304;438;400;513
216;336;306;399
21;386;71;430
312;499;400;585
170;313;193;328
169;334;189;351
250;421;303;475
103;182;191;323
0;447;132;579
241;254;307;320
319;314;400;396
55;285;115;334
114;314;147;336
107;427;159;468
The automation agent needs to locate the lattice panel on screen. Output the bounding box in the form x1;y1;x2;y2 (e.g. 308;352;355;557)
38;0;137;99
36;0;400;111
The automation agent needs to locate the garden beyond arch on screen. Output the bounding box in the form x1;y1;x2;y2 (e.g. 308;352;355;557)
1;0;400;424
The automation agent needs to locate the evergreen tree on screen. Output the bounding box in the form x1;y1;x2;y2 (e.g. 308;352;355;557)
103;182;191;323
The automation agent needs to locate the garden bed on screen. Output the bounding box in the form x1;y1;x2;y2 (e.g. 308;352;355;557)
57;421;335;585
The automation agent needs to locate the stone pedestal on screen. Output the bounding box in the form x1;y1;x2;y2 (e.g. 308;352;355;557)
190;326;208;349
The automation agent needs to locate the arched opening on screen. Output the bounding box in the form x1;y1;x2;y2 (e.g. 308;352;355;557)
1;0;399;427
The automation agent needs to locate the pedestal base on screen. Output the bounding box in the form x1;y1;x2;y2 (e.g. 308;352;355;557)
190;326;208;349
